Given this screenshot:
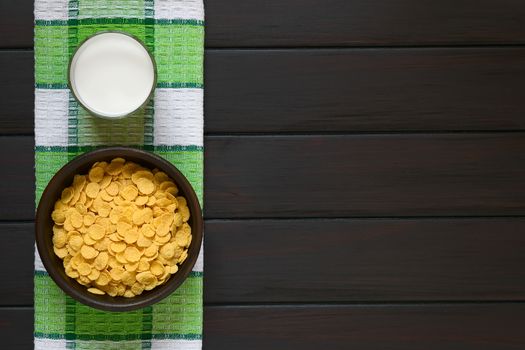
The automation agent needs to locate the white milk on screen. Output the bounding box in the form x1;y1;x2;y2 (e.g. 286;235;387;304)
69;32;155;118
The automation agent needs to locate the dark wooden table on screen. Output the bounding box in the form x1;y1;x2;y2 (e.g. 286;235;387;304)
2;1;525;349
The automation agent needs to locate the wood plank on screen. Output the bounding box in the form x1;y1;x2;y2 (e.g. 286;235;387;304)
4;305;525;349
4;134;525;220
4;1;525;48
0;224;34;305
205;218;525;302
0;309;33;349
0;1;32;48
0;52;33;135
205;304;525;350
206;133;525;218
4;48;525;135
206;48;525;132
5;218;525;305
0;137;34;219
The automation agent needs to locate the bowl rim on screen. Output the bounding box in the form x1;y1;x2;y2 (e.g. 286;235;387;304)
35;147;203;311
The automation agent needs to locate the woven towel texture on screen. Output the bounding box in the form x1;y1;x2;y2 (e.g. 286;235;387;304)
34;1;204;349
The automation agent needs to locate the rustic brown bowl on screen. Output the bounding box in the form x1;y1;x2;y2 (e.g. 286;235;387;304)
35;147;203;312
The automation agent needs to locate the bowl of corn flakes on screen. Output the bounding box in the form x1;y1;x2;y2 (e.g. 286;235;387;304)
35;147;203;311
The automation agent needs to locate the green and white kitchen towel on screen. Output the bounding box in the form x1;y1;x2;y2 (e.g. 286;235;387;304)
34;1;204;349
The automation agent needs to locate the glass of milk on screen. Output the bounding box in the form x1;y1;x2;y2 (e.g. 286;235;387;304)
68;32;157;119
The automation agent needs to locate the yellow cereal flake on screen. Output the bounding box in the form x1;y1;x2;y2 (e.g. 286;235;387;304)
121;185;139;201
165;186;178;196
131;282;145;295
121;163;138;178
61;187;74;203
78;263;92;276
178;250;188;264
69;210;84;228
180;206;190;222
135;195;149;206
87;269;100;281
75;203;87;215
105;284;118;297
137;234;152;248
94;237;110;251
117;221;132;237
137;178;155;195
72;174;87;191
155;198;172;208
132;209;145;226
131;170;154;184
52;210;66;224
92;161;108;169
83;234;97;246
155;233;171;244
106;160;124;175
87;287;105;295
175;231;190;247
81;245;99;259
94;252;109;270
136;271;156;286
70;189;82;206
68;234;84;251
125;262;139;272
65;267;79;279
110;267;125;280
98;202;112;218
124;246;141;263
124;227;139;244
100;189;114;202
88;224;106;240
99;175;112;189
111;241;126;253
159;181;175;191
83;213;95;227
123;290;134;298
160;243;175;259
140;224;156;238
153;171;169;184
144;244;158;258
79;191;87;205
116;251;129;264
88;166;105;183
146;196;157;207
96;272;111;286
54;246;68;258
85;182;100;199
52;230;67;248
150;261;164;276
122;271;136;286
171;212;182;227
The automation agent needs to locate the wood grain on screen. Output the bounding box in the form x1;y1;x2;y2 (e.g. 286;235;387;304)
0;1;32;48
3;1;525;48
0;309;33;349
207;133;525;217
0;137;34;219
4;48;525;135
0;51;33;135
0;224;34;305
5;218;525;305
4;305;525;349
4;134;525;220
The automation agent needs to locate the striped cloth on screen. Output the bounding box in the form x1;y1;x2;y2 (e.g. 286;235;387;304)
34;1;204;349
